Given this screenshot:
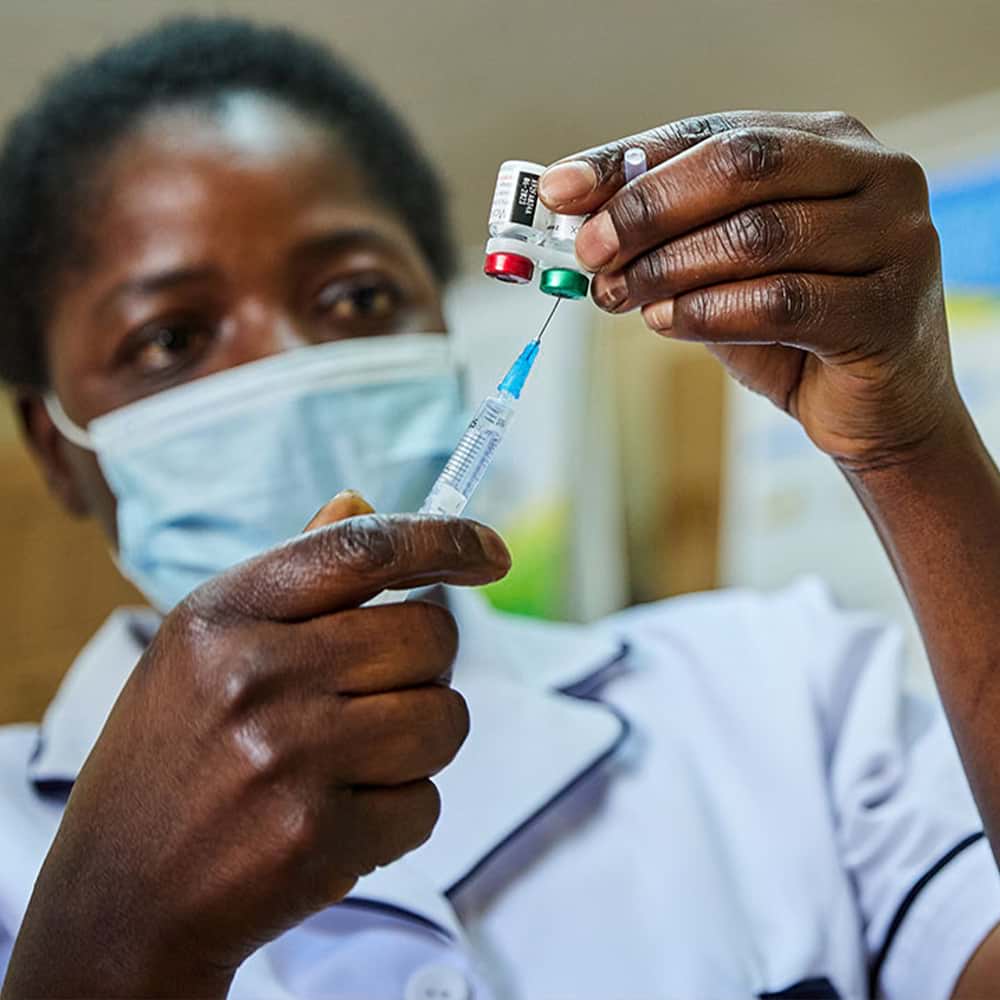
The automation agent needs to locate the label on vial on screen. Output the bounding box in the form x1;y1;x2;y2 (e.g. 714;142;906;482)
490;161;546;233
510;172;540;226
545;212;587;246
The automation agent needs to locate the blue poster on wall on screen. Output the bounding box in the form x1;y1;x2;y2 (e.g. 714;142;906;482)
931;161;1000;291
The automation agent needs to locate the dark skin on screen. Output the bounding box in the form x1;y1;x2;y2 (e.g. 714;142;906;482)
4;98;511;997
4;99;1000;994
540;110;1000;995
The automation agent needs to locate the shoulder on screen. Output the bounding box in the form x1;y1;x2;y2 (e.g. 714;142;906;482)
606;575;890;676
602;577;909;736
0;724;42;806
0;724;40;773
0;723;56;840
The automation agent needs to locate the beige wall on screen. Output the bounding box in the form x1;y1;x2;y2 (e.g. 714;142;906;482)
1;396;140;724
2;2;999;721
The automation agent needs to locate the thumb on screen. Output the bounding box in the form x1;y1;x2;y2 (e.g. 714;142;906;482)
304;490;376;531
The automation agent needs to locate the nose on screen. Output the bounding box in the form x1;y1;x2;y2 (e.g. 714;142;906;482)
228;300;311;366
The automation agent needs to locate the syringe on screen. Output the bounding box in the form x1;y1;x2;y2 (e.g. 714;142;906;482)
365;305;555;606
419;146;647;518
420;303;556;517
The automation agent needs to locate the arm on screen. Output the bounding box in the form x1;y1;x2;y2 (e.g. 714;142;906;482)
2;501;508;998
538;110;1000;991
846;404;1000;851
849;410;1000;996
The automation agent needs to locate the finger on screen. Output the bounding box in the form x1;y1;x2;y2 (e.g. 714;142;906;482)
642;272;879;357
575;128;877;276
592;195;887;313
336;780;442;874
336;686;470;785
538;110;875;215
292;599;460;694
304;490;375;531
194;514;511;623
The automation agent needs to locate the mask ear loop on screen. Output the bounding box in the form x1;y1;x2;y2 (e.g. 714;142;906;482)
43;393;96;450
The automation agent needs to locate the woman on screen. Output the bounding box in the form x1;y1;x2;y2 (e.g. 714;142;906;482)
2;16;999;999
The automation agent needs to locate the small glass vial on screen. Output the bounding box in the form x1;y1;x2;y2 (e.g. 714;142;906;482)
539;211;590;299
484;160;548;284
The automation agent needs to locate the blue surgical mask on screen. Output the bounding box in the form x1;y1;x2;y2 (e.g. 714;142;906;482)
45;334;464;612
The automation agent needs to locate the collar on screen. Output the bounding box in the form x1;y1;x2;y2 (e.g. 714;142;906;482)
28;589;628;939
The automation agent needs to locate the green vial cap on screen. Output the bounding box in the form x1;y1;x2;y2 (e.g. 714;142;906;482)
539;267;590;300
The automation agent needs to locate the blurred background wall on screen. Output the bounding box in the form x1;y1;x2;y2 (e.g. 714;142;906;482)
3;0;1000;721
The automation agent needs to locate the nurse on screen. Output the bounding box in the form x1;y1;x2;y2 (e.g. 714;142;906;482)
2;16;1000;1000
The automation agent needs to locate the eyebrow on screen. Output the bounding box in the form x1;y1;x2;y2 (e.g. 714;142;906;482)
97;266;219;317
289;227;411;266
96;226;410;317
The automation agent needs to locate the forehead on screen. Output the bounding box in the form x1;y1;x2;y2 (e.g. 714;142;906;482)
79;93;404;267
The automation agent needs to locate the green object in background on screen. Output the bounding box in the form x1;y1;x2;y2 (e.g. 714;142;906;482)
945;292;1000;334
483;499;570;620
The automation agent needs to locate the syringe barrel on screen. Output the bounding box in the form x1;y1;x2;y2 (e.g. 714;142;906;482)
420;391;516;516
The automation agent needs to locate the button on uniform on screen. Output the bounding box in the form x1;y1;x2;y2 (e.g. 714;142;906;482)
404;962;472;1000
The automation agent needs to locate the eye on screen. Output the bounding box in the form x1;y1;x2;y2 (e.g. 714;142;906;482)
126;319;215;377
313;274;405;331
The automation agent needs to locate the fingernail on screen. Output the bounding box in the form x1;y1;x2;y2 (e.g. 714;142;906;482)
539;161;597;206
333;489;375;512
474;524;511;568
643;299;674;331
595;273;628;312
576;212;619;271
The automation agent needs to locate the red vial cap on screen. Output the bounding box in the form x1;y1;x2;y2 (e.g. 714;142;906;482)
484;251;534;285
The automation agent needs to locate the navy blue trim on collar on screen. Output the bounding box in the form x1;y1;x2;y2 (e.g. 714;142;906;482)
446;702;631;899
558;641;630;699
759;977;840;998
336;897;455;942
867;830;985;997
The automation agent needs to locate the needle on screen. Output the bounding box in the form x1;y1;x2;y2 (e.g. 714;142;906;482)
534;298;562;343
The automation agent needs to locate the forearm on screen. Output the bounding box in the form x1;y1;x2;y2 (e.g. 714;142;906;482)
1;860;233;999
844;399;1000;852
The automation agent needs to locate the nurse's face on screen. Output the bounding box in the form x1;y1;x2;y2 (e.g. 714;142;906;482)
19;94;447;540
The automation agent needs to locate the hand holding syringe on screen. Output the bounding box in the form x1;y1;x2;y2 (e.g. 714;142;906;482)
368;148;647;603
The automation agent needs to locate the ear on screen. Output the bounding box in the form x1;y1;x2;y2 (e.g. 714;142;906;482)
14;391;90;516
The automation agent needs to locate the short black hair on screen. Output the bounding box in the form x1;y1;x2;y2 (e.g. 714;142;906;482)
0;16;456;389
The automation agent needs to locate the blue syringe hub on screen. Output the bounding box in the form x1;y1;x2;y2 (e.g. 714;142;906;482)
497;339;540;399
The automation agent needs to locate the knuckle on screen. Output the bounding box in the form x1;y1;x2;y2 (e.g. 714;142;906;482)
438;688;470;750
667;113;734;145
718;128;784;186
680;290;716;337
326;515;399;574
761;274;817;327
415;689;469;773
277;796;322;859
612;176;666;237
404;781;443;852
884;150;929;202
163;601;215;649
413;602;460;669
825;110;866;135
416;780;443;836
725;204;793;263
227;710;290;779
219;659;256;717
215;640;273;716
627;246;669;295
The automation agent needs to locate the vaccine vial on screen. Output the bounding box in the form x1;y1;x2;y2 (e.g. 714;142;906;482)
539;211;590;300
484;160;549;284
